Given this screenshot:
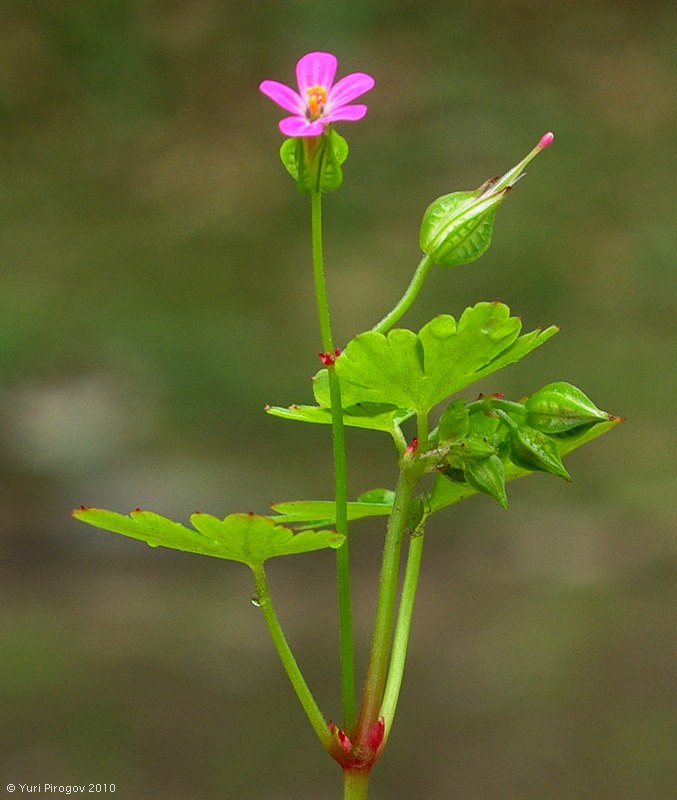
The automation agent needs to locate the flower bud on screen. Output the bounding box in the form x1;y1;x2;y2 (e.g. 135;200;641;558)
525;382;612;434
507;426;570;481
464;454;508;509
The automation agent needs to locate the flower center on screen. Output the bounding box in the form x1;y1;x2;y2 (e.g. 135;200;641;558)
305;85;328;120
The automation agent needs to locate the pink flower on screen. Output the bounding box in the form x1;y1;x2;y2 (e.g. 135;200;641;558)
259;51;375;137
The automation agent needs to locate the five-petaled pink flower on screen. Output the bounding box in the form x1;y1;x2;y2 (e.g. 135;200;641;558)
259;51;375;137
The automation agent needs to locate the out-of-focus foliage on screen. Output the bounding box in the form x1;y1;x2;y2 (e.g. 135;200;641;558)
1;2;675;798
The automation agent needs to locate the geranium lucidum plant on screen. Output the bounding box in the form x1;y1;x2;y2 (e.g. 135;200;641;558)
73;52;621;799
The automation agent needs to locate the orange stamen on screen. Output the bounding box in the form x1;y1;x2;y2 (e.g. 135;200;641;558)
306;85;328;120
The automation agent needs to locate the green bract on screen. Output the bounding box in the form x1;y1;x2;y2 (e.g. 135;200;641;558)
72;508;344;568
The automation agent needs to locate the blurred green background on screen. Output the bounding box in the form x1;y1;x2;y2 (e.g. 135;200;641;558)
1;1;675;798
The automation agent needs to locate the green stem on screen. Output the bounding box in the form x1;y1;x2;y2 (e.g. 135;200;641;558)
376;414;429;739
311;189;334;353
467;396;525;417
251;563;333;752
343;768;370;800
356;412;429;743
355;466;417;740
310;188;356;731
379;520;426;744
371;254;434;334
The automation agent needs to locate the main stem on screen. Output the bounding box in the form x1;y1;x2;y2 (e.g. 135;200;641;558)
343;768;370;800
355;466;417;741
310;188;356;731
355;414;428;742
379;521;426;745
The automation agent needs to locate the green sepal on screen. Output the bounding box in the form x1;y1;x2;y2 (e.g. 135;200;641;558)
72;508;344;567
429;416;622;514
437;399;470;442
279;129;349;194
324;303;557;416
456;436;499;461
525;381;613;433
419;185;506;268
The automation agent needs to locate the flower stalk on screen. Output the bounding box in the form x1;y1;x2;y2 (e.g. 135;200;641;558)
310;186;356;731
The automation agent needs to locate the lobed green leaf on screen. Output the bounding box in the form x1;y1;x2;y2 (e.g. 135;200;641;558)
72;508;344;567
327;303;557;416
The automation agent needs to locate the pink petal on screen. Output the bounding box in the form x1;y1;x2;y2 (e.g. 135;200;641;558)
279;116;325;137
296;52;337;95
259;80;304;114
322;104;369;123
327;72;375;109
